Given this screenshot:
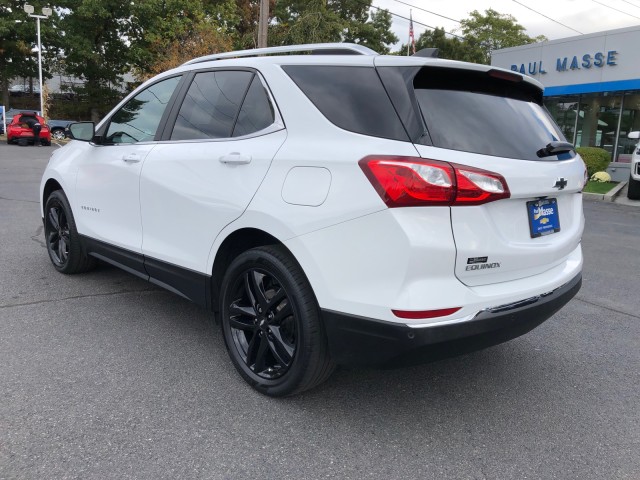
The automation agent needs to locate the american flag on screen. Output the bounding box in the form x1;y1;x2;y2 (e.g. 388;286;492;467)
409;10;416;55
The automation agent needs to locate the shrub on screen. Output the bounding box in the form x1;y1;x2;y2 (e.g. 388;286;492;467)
590;171;611;183
576;147;611;177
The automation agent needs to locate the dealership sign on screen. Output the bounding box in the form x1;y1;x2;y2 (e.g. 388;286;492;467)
510;51;618;75
490;26;640;95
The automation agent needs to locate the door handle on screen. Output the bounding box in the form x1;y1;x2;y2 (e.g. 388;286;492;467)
219;153;252;165
122;153;142;163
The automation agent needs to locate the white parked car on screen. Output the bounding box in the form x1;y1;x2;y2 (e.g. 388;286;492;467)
40;44;585;396
628;131;640;200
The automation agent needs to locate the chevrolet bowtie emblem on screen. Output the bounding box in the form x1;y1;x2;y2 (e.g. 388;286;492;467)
553;178;568;190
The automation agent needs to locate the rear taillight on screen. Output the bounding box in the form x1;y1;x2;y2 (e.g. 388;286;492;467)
359;156;510;207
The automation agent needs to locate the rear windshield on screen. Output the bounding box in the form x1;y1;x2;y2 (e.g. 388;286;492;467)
412;67;571;160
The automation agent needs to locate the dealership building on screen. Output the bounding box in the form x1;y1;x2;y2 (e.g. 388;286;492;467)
491;25;640;180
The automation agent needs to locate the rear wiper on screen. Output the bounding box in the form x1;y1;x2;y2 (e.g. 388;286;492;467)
537;141;575;158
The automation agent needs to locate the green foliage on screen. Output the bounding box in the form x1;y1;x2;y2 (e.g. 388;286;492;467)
269;0;397;53
583;180;618;194
59;0;134;118
396;10;543;64
0;1;62;106
459;9;545;64
4;0;399;119
577;147;612;177
399;28;469;61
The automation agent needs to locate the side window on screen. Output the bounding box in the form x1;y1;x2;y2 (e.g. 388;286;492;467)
283;65;409;142
171;71;253;141
232;75;275;137
106;76;181;144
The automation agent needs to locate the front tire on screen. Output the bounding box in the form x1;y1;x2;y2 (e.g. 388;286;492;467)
44;190;96;274
220;246;334;397
627;174;640;200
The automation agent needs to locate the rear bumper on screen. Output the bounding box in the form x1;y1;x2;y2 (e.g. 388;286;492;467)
322;272;582;367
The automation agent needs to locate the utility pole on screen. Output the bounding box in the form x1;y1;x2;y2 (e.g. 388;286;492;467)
258;0;269;48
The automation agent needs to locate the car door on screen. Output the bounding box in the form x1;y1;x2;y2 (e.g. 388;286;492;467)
139;69;286;288
74;75;183;267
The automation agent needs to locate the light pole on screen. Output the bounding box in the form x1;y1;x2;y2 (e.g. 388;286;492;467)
23;4;52;117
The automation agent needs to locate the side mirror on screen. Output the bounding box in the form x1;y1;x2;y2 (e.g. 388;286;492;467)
629;131;640;139
68;122;96;142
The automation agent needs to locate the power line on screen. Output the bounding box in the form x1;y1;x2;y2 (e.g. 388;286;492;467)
591;0;640;20
618;0;640;8
390;0;461;24
366;2;465;40
512;0;584;34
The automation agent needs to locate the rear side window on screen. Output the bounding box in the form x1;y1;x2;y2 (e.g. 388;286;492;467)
171;71;252;140
411;67;570;160
232;75;275;137
283;65;409;142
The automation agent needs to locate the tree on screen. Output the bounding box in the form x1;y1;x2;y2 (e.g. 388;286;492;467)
459;9;545;64
397;28;469;61
138;23;233;81
59;0;134;120
0;1;61;108
270;0;344;46
342;8;397;54
269;0;397;52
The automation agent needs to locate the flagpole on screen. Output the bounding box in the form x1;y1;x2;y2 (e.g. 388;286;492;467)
408;9;411;56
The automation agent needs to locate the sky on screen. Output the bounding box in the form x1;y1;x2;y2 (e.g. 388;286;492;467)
375;0;640;49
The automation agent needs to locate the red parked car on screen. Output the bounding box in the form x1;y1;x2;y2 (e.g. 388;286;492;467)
6;113;51;146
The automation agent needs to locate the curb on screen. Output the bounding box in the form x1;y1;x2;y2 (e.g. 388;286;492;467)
604;181;627;202
582;192;604;202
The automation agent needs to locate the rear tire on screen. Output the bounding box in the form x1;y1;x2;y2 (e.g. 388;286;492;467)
627;174;640;200
220;245;334;397
44;190;97;274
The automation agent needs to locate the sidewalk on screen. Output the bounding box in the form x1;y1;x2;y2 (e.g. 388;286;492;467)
612;182;640;207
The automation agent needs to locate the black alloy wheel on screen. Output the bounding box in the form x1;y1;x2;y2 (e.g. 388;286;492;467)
44;190;96;274
227;268;297;380
46;202;70;267
220;246;334;396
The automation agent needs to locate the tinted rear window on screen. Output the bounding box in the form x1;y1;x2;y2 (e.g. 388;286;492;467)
283;65;408;142
232;75;275;137
412;67;571;160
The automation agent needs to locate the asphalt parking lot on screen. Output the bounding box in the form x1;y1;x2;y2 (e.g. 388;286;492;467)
1;140;639;479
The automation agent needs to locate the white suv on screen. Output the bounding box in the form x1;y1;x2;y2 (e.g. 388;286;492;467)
627;131;640;200
40;43;585;396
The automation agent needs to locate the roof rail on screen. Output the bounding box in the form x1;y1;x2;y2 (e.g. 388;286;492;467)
182;43;378;66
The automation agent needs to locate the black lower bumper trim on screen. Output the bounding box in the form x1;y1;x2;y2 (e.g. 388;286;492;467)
321;273;582;367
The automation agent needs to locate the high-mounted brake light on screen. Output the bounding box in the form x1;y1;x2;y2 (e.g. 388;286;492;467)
487;69;523;82
359;156;510;207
